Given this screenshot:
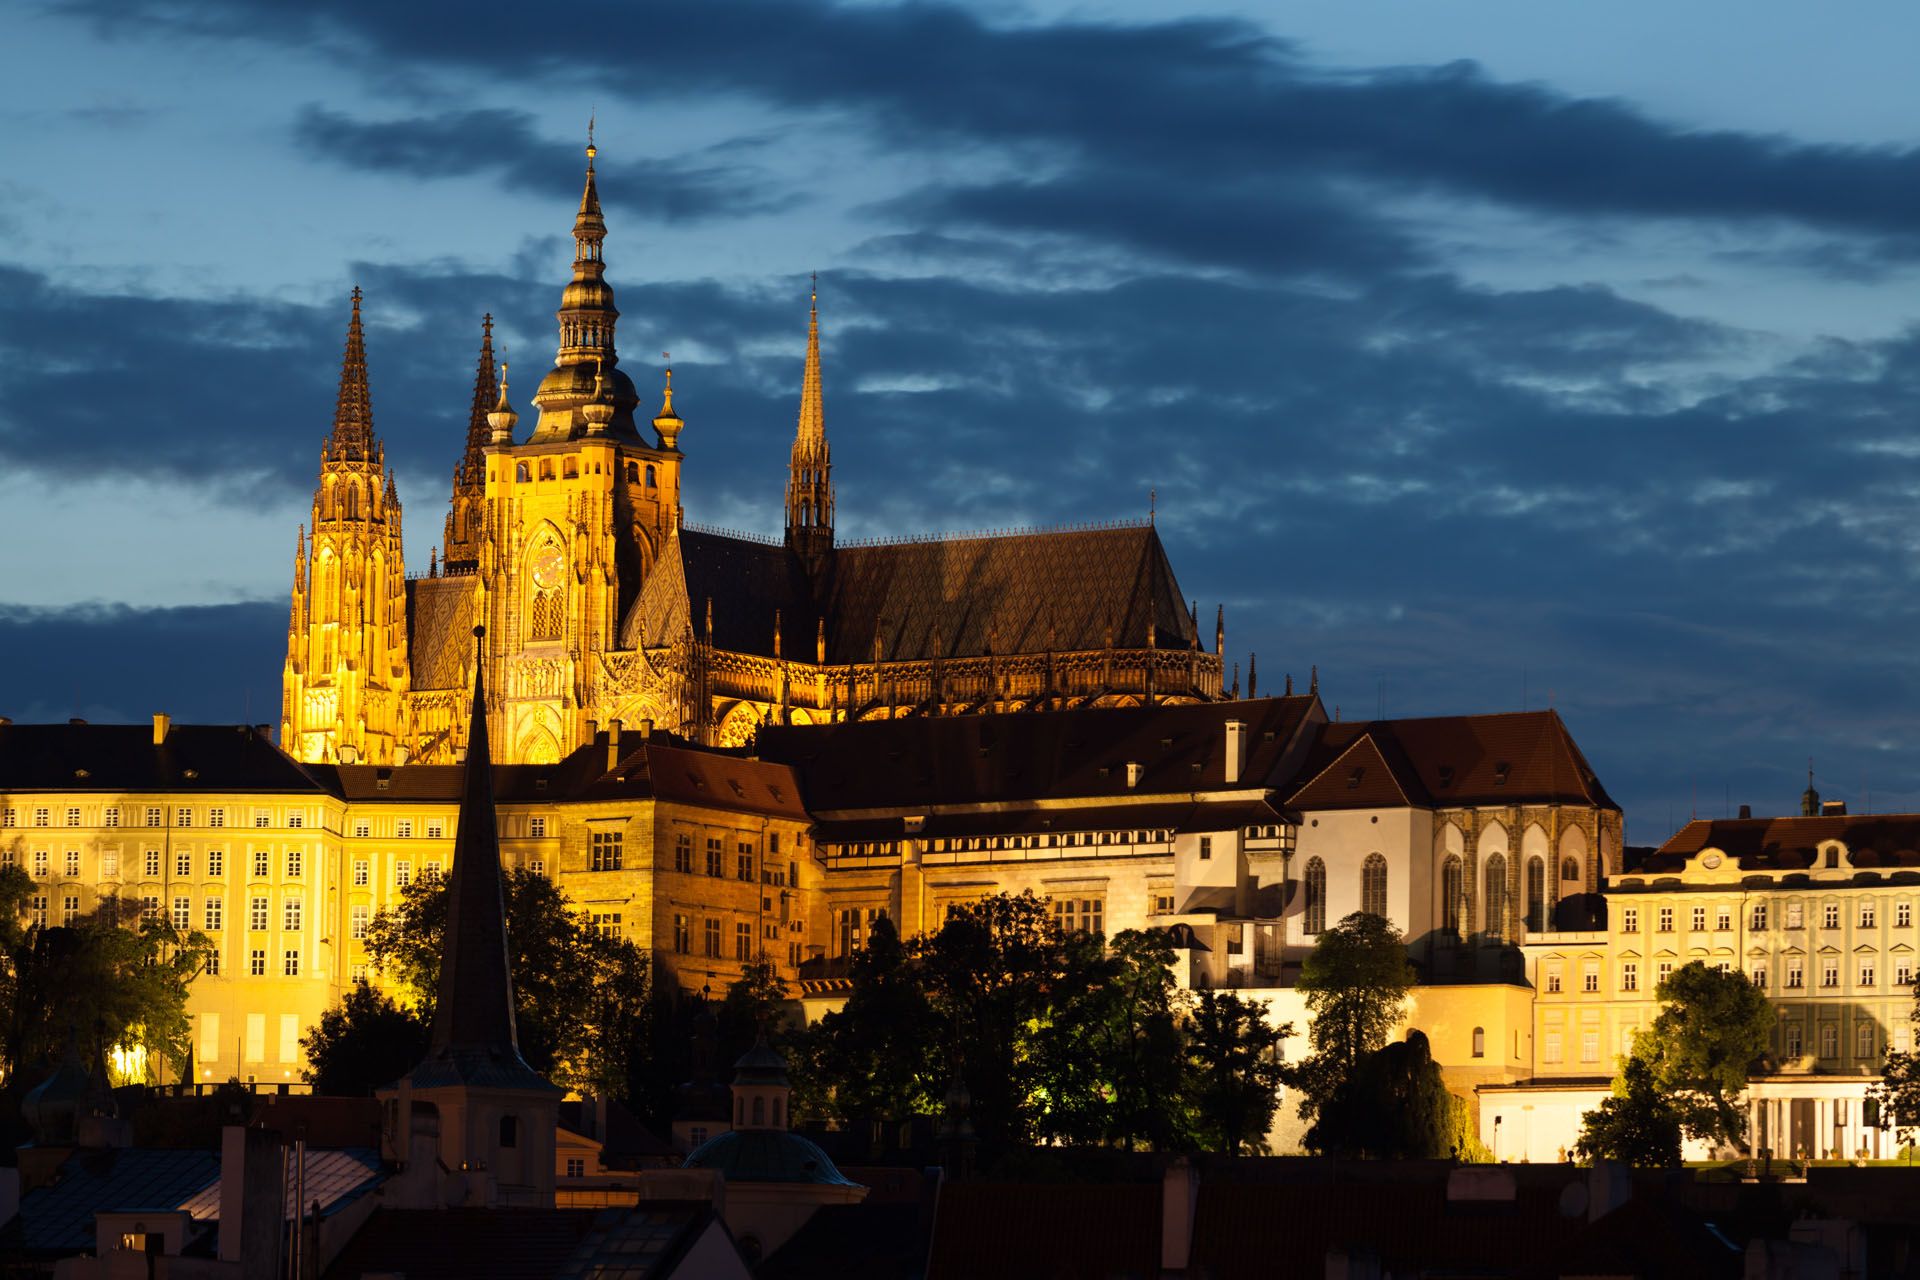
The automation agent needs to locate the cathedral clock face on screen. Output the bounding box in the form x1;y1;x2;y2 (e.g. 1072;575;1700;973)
529;541;566;589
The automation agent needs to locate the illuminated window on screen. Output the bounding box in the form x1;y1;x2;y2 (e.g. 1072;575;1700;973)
591;831;624;872
1786;902;1804;929
286;850;302;878
705;837;723;877
1303;857;1327;935
284;898;302;931
530;816;547;838
350;906;368;940
143;849;161;878
100;853;118;878
205;897;223;930
65;850;80;877
735;921;751;959
1621;961;1638;992
249;949;266;977
703;918;721;957
353;859;369;887
252;850;269;878
1362;853;1388;920
207;850;224;877
175;851;191;878
673;914;690;953
674;834;693;873
283;950;300;977
249;897;268;931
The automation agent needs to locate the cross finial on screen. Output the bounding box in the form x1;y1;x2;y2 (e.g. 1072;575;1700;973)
811;270;818;306
482;312;492;338
1149;487;1156;524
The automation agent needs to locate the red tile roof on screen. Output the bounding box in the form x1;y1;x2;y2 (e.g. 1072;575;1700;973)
1647;814;1920;872
1285;710;1615;811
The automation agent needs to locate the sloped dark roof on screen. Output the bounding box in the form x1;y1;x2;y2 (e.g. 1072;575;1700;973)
324;1207;601;1279
7;1147;219;1256
758;1201;930;1280
406;574;478;691
556;1098;679;1168
825;524;1196;663
757;697;1319;812
1646;814;1920;873
925;1180;1161;1280
676;529;814;659
570;743;806;819
1284;710;1615;811
0;722;325;794
811;799;1282;844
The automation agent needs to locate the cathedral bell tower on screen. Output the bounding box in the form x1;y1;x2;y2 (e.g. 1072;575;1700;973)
784;279;834;577
282;289;412;764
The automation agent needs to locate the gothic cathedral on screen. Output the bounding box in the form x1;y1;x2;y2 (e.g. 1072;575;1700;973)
282;143;1225;766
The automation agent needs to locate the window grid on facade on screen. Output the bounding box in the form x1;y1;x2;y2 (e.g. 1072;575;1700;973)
1362;853;1389;921
703;918;721;957
1545;964;1562;994
65;807;80;827
1862;903;1877;928
594;912;623;940
396;861;411;888
735;921;752;959
1582;961;1600;993
177;809;191;827
63;895;81;926
353;821;370;838
284;898;302;931
205;951;220;977
31;850;47;879
397;820;413;839
103;808;118;828
1524;857;1545;933
139;895;160;923
174;851;190;878
673;914;690;954
209;808;225;829
351;906;368;940
249;897;269;931
1860;963;1876;987
283;950;300;977
144;808;161;828
1900;962;1915;988
1303;857;1327;936
674;834;693;873
591;831;623;872
1622;907;1639;933
1053;897;1106;936
1690;906;1706;931
65;851;81;877
207;850;224;877
1751;903;1767;930
171;897;190;929
286;850;303;878
1819;1023;1839;1058
252;850;269;878
426;821;443;839
1658;906;1673;932
1786;958;1804;988
1824;903;1841;930
737;843;754;881
140;849;159;878
205;897;223;931
249;949;266;977
530;816;547;838
1822;960;1839;988
1901;901;1914;928
1485;855;1508;942
353;860;369;887
1620;961;1638;992
705;838;724;878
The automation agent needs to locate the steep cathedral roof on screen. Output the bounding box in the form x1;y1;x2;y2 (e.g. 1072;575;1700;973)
405;574;478;692
621;522;1198;664
1285;710;1617;811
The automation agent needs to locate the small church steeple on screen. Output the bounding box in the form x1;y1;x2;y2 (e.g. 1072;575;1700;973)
785;275;834;575
443;315;496;569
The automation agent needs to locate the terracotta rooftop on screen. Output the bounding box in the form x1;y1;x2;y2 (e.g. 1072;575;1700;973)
1286;710;1616;811
1644;813;1920;872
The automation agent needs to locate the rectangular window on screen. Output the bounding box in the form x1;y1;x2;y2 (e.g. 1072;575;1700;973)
1199;835;1213;861
286;850;302;878
64;850;80;878
590;831;624;872
1543;1030;1562;1063
31;850;47;878
420;861;441;884
675;834;693;873
172;897;190;929
673;914;690;954
737;842;755;881
1582;961;1600;993
204;950;220;977
530;816;548;838
1151;892;1176;916
139;895;160;922
1786;957;1804;988
565;1158;585;1178
208;808;225;829
1657;960;1674;984
395;861;411;888
351;905;368;940
736;921;752;959
1862;903;1878;928
1545;963;1562;994
1822;960;1839;988
1580;1030;1600;1063
144;807;162;828
255;812;271;829
249;949;266;977
249;897;269;931
706;838;724;878
1621;907;1639;933
29;895;46;927
1787;902;1805;929
1053;897;1106;936
65;807;80;827
1748;903;1768;931
353;859;369;887
593;912;622;940
252;850;269;878
1902;902;1914;928
1750;963;1768;989
396;819;412;839
529;859;545;876
279;1013;299;1063
207;850;224;877
1657;907;1673;932
1819;1023;1839;1059
353;820;370;838
244;1012;265;1063
102;807;118;828
32;807;48;827
1861;963;1876;987
788;941;802;968
1899;961;1914;988
283;950;300;977
143;849;161;878
101;853;118;879
351;963;368;984
205;897;223;931
704;918;722;957
176;808;191;827
283;898;302;931
1689;905;1705;931
1620;961;1638;992
285;812;301;830
1785;1023;1803;1057
174;851;191;878
1824;903;1841;929
1716;906;1731;931
1;808;13;828
63;895;80;926
426;820;444;839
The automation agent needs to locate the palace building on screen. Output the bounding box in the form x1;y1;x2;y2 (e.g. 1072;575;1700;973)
280;141;1223;769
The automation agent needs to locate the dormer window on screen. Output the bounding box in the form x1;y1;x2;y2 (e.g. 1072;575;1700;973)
1494;762;1510;786
1437;766;1455;788
1347;767;1365;789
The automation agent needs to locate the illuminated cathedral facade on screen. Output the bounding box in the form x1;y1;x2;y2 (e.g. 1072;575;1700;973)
282;144;1225;766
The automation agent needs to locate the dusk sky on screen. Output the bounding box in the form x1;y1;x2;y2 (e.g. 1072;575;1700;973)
8;1;1920;843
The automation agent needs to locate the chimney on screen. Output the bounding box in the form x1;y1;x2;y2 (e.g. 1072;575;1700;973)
152;713;171;746
607;720;623;772
1738;804;1752;820
638;718;653;740
1224;719;1246;785
1822;800;1848;817
1125;762;1144;789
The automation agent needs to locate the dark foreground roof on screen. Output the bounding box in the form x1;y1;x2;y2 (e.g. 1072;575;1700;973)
326;1203;733;1280
0;721;323;794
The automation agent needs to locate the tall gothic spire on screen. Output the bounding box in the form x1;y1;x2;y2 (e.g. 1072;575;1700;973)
413;627;549;1090
460;315;496;476
529;135;640;441
785;275;834;572
327;287;375;461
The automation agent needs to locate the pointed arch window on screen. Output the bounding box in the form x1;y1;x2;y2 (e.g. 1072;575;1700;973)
1526;857;1547;933
1361;853;1388;920
1303;857;1327;936
1485;854;1508;942
1442;855;1465;939
1561;856;1582;885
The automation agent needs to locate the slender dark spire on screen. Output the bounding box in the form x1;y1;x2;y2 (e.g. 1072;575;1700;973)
413;626;550;1090
785;275;834;571
459;315;497;479
327;287;375;461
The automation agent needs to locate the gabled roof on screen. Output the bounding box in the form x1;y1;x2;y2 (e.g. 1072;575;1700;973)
757;696;1319;812
1645;814;1920;873
0;721;325;794
1284;710;1615;811
571;743;806;819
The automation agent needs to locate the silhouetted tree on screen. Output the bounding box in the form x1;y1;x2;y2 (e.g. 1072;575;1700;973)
1290;912;1415;1127
1575;1056;1684;1168
1183;989;1290;1154
300;982;428;1096
1309;1029;1482;1159
1634;960;1772;1151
